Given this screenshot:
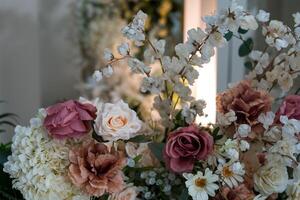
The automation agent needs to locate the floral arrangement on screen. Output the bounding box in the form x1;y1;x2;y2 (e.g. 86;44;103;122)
4;1;300;200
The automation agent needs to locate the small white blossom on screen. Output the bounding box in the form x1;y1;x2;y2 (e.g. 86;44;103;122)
187;28;206;44
226;148;239;160
278;71;293;92
175;43;195;59
121;10;147;45
258;112;275;130
256;10;270;23
128;58;151;74
102;65;113;77
92;70;103;82
30;117;42;128
239;140;250;151
103;48;114;61
293;12;300;27
240;15;258;30
217;110;237;126
237;124;251;138
117;43;130;56
280;116;300;137
140;77;163;94
182;105;197;124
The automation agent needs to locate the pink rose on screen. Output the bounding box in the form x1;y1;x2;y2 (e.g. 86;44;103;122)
163;125;214;173
44;100;97;139
276;95;300;121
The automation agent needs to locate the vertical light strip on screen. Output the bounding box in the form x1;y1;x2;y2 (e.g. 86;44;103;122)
184;0;217;124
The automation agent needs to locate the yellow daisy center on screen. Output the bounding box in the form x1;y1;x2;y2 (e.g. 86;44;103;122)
222;166;234;177
195;178;207;188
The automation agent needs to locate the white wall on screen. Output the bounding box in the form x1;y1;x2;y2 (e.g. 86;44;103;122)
0;0;79;142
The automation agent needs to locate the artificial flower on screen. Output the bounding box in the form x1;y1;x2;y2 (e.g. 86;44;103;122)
4;117;87;200
256;10;270;23
276;95;300;121
216;162;245;188
184;168;219;200
94;100;142;141
217;80;272;132
254;162;288;196
213;184;255;200
108;185;137;200
44;100;97;139
163;125;214;173
68;141;126;196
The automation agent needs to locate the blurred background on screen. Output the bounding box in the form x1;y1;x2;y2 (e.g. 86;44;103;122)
0;0;300;143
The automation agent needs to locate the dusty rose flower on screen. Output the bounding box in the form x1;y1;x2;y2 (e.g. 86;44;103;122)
68;141;126;197
213;184;255;200
217;80;272;128
108;186;137;200
44;100;97;139
276;95;300;121
163;125;213;173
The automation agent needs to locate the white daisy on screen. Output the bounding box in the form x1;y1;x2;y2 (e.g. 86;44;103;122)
183;168;219;200
216;162;245;188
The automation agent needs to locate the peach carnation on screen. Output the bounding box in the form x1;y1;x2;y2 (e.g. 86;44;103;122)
68;141;126;197
217;80;272;129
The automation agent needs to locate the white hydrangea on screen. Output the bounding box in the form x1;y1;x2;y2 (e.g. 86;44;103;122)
4;114;87;200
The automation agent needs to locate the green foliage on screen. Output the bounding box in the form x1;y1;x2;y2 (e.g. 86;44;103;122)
224;31;233;41
212;127;222;141
238;27;248;34
173;110;188;131
244;61;253;70
239;38;253;57
148;142;164;162
179;188;189;200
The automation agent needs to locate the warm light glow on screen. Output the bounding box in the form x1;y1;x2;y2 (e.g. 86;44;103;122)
184;0;217;124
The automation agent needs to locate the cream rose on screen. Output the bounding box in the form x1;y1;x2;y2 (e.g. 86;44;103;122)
95;100;142;141
108;186;137;200
254;162;288;196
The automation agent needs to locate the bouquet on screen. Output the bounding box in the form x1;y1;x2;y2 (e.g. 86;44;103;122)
4;1;300;199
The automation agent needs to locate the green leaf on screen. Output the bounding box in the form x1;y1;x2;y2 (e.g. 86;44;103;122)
148;142;164;162
239;38;253;57
127;135;150;143
238;27;248;34
224;31;233;41
0;113;17;119
244;61;253;70
212;127;222;140
0;121;15;127
179;188;189;200
173;110;188;130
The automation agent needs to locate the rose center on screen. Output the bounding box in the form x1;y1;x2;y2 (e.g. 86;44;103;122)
107;116;128;131
195;178;207;188
222;166;234;177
